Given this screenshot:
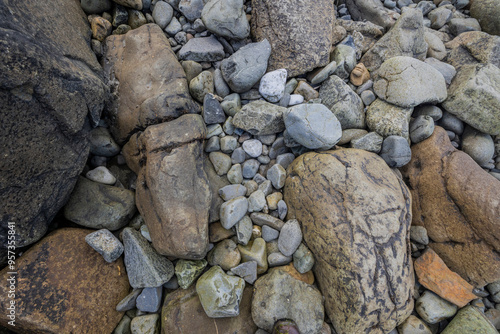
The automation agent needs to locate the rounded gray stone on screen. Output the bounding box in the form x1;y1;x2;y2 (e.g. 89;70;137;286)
86;166;116;185
266;164;286;190
439;111;464;135
152;1;174;29
416;290;458;324
410;115;435;144
259;69;288;103
235;215;253;246
379;135;412;168
209;151;232;176
268;252;293;267
218;184;247;201
242;159;260;179
242;139;263;158
278;219;302;256
248;189;267;213
201;0;250;40
350;132;383;153
262;225;280;242
462;127;495;167
85;229;124;263
136;286;163;313
220;196;249;229
293;243;314;274
89;127;121;157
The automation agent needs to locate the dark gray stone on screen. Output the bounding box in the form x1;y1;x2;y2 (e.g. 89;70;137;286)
136;287;163;313
379;136;412;168
242;159;260;179
410;115;435;144
178;36;225;62
85;229;124;263
203;93;225;124
116;289;142;312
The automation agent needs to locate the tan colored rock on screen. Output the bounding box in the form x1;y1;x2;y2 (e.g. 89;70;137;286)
293;81;319;101
161;285;257;333
123;114;211;260
401;126;500;287
91;16;112;42
284;149;414;334
0;228;129;333
251;0;335;77
349;63;370;86
445;31;500;70
414;248;478;307
277;263;314;285
103;24;199;144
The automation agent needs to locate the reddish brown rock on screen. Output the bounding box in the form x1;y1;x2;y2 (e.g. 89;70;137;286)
414;248;478;307
123;114;211;260
277;263;314;285
161;284;256;333
0;228;129;333
103;24;200;144
401;126;500;287
284;149;414;334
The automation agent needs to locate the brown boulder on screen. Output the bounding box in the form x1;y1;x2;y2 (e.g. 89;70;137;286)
161;284;256;333
284;149;414;334
0;228;129;333
445;31;500;70
401;126;500;287
123;114;211;260
251;0;335;77
103;24;200;144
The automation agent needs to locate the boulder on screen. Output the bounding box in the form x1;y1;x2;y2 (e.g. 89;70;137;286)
373;57;447;108
251;0;335;77
284;149;414;333
0;228;129;332
401;127;500;287
441;63;500;136
445;31;500;70
345;0;397;29
123;114;211;260
470;0;500;36
366;99;413;140
0;0;107;248
201;0;249;40
103;24;199;144
162;284;256;333
361;8;428;73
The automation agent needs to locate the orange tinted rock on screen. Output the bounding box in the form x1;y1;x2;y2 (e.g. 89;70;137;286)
0;228;130;333
401;126;500;287
414;248;478;307
350;63;370;86
277;263;315;285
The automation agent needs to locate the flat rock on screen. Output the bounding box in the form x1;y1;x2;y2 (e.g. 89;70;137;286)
123;114;211;260
284;149;414;333
64;176;136;230
374;57;447;108
251;267;324;334
103;24;199;144
201;0;249;40
232;100;286;136
401;127;500;287
178;35;225;62
441;305;498;334
162;284;256;333
441;63;500;136
251;0;335;77
416;290;458;324
361;8;428;73
0;229;129;333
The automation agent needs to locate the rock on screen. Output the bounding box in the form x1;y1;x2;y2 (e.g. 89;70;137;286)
373;57;447;108
203;93;225;124
91;16;112;42
64;176;135;230
152;1;173;29
136;287;163;313
250;212;285;231
309;61;338;86
449;18;481;36
238;238;268;274
220;196;249;229
251;0;335;77
319;76;365;129
379;135;412;168
175;259;208;289
116;288;142;312
90;127;121;157
439;111;464;135
242;139;263;158
470;0;500;36
410;115;435;144
248;190;267;213
85;229;124;263
127;9;147;29
428;7;452;30
219;184;247;201
220;39;271;93
441;305;498;334
113;5;129;27
114;315;132;334
227;164;243;184
413;105;443;122
262;225;280;242
401;127;500;287
266;192;283;211
201;0;249;40
209;221;235;243
232;100;286;135
424;57;457;85
414;248;477;307
442;63;500;136
251;267;324;334
350;132;384;153
196;265;245;318
122;227;175;288
103;24;199;144
178;36;225;62
425;31;446;61
207;239;241;270
220;136;237;154
222;93;242;116
278;219;302;257
410;226;429;245
331;44;357;80
231;261;258;284
294;81;319;101
338;129;369;145
0;229;129;332
0;0;108;248
81;0;113;14
209;151;232;176
114;0;143;10
182;60;203;83
86;166;117;185
235;216;253;246
293;243;315;274
445;31;500;70
397;315;433;334
350;63;370;86
162;284;257;332
415;290;458;324
366;99;413;140
462;127;495;166
268;252;293;267
283;103;342;150
345;0;397;29
204;156;230;223
189;70;214;103
284;149;414;333
130;314;159;334
361;8;428;73
266;164;287;190
259;69;287;103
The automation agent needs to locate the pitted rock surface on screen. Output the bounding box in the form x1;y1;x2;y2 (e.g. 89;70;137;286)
284;149;414;334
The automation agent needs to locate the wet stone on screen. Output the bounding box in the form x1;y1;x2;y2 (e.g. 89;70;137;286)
175;259;208;289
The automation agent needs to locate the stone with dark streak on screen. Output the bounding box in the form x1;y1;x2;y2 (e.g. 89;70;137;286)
123;114;211;260
284;149;414;334
0;228;130;333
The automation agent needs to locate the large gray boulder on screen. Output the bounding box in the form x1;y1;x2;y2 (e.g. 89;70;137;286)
201;0;249;40
0;0;107;248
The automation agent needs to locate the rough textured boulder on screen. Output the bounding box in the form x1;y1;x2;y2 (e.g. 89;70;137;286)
251;0;335;77
123;115;211;260
284;149;414;334
361;8;428;73
401;127;500;287
445;31;500;70
470;0;500;36
0;228;130;332
103;24;199;144
0;0;107;248
441;63;500;136
345;0;397;29
161;285;256;333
